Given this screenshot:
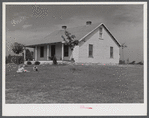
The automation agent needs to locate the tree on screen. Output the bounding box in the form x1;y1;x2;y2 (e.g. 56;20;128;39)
22;49;33;61
11;42;24;66
61;30;79;61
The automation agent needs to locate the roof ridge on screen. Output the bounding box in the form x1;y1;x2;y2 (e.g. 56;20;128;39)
64;22;101;30
43;22;101;39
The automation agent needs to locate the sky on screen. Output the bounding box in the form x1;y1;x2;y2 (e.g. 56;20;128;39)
6;4;144;63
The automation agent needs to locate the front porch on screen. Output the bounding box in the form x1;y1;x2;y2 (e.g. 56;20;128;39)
24;42;73;62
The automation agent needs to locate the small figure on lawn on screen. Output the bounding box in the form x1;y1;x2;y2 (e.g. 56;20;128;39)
33;66;38;71
17;65;30;73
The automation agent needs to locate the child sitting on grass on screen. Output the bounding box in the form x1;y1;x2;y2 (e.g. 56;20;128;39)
17;65;30;73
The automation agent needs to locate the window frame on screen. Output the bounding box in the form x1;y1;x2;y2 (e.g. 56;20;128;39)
89;44;93;58
64;44;69;57
110;47;113;58
40;46;44;58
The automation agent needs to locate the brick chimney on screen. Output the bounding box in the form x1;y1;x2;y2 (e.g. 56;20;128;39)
86;21;92;25
62;26;67;30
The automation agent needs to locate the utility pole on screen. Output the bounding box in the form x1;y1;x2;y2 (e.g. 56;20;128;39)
121;43;127;63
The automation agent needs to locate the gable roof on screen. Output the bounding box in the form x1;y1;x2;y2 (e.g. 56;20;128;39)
25;23;121;47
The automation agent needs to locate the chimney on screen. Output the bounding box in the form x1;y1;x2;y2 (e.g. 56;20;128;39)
62;26;67;30
86;21;92;25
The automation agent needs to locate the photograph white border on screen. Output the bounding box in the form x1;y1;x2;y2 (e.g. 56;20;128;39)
2;2;147;116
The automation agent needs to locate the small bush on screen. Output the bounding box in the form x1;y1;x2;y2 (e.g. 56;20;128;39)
53;56;57;65
119;60;125;64
71;58;75;62
137;62;143;65
35;61;40;65
27;61;32;65
49;56;52;60
18;56;24;64
129;61;135;65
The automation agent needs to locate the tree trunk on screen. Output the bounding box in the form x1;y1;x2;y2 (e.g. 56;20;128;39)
17;55;20;69
70;49;75;62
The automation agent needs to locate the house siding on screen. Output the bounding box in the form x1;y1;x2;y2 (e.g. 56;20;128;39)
55;43;62;60
78;26;119;64
73;46;79;62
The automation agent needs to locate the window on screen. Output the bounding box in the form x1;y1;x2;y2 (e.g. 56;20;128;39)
89;44;93;57
99;27;103;38
64;45;69;57
31;51;33;56
110;47;113;58
40;46;44;57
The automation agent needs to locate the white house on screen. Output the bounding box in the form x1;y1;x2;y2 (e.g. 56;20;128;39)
24;21;121;64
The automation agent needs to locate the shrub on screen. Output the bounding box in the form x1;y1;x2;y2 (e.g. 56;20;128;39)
11;56;24;64
27;61;32;65
49;56;53;60
119;60;125;64
18;56;24;64
71;58;75;62
35;61;40;65
129;61;135;65
137;62;143;65
53;56;57;65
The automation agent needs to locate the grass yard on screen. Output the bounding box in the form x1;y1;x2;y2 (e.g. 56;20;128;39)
5;63;144;103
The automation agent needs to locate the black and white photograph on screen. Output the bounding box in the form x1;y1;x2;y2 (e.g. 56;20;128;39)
3;2;147;116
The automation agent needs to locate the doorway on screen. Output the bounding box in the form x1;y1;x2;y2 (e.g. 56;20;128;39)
51;45;55;58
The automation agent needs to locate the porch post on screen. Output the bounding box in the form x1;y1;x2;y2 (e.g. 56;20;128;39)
33;48;35;60
47;45;49;60
62;43;64;60
35;46;38;61
24;47;26;62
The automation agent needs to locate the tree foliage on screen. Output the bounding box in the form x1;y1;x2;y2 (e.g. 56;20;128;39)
11;42;24;54
22;49;33;61
61;30;79;51
11;42;24;65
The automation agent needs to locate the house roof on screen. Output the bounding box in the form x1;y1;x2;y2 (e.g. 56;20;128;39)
25;23;121;47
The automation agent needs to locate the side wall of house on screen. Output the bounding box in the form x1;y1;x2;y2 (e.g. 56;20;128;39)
73;46;79;62
78;26;120;64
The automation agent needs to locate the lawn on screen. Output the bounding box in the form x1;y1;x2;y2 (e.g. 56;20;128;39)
5;63;144;103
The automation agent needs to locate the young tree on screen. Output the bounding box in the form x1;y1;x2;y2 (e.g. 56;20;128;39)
22;49;33;61
11;42;24;66
61;30;79;61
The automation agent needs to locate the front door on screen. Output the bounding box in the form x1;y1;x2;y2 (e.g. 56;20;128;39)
51;45;55;58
